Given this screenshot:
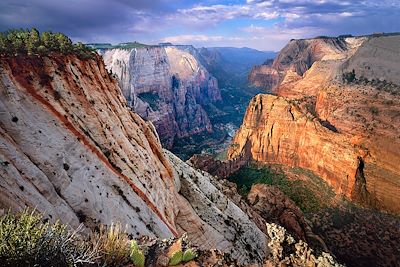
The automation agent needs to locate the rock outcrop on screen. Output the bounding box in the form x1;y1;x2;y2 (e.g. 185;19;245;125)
0;54;267;264
248;184;309;241
188;141;250;178
101;46;221;148
229;34;400;214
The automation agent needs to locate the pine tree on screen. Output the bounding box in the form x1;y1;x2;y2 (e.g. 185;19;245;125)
41;31;57;51
0;34;8;54
26;28;40;55
55;33;72;54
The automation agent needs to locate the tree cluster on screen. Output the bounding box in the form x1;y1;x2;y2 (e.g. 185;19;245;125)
0;28;94;59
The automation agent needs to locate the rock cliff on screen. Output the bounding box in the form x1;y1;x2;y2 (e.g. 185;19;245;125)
0;54;268;264
101;46;221;148
229;35;400;214
248;36;366;92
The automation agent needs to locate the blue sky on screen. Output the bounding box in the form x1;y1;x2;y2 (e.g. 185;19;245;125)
1;0;399;51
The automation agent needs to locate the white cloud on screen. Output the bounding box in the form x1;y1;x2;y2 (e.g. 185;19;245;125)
162;35;225;43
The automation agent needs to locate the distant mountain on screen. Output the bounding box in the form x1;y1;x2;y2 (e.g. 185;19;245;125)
198;47;276;88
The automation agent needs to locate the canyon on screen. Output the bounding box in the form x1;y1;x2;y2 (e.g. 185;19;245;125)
100;44;273;159
1;31;399;266
228;34;400;214
101;45;221;149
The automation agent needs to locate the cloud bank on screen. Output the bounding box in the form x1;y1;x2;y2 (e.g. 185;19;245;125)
0;0;399;50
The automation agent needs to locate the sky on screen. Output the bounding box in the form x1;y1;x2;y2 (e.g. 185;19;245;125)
1;0;399;51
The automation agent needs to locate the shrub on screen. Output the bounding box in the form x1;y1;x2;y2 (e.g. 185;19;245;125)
342;69;356;83
370;106;379;115
0;209;98;267
94;223;130;267
182;248;197;262
168;246;197;266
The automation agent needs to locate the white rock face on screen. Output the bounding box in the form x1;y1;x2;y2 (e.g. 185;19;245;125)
342;35;400;85
102;46;221;148
167;150;268;263
0;55;266;265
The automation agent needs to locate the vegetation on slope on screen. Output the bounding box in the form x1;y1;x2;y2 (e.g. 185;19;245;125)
0;210;198;267
0;29;95;59
137;92;160;111
228;164;335;213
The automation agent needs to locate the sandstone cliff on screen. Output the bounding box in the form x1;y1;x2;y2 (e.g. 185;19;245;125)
0;54;267;264
101;46;221;148
229;35;400;214
248;36;366;91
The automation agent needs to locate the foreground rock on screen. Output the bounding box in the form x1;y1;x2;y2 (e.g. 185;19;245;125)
101;45;221;148
0;54;267;264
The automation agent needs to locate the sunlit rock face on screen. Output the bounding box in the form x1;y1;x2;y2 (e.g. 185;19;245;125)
0;54;267;265
101;46;221;148
248;36;366;92
230;35;400;214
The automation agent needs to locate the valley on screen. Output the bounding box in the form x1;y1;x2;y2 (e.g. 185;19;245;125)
94;43;274;159
0;28;399;267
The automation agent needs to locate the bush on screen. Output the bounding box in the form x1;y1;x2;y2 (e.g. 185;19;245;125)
0;209;98;267
342;69;356;83
94;223;130;267
370;106;379;115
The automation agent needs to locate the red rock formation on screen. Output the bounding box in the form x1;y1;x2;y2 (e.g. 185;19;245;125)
247;184;308;240
188;142;250;178
248;64;280;90
228;94;361;198
229;35;400;214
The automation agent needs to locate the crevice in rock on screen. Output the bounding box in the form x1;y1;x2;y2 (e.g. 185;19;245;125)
319;119;339;133
288;106;295;120
351;157;377;208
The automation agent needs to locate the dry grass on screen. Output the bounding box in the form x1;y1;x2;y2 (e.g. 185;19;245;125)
93;223;130;267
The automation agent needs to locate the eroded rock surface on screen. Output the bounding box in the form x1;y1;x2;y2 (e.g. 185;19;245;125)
0;54;267;265
247;184;309;241
101;46;221;148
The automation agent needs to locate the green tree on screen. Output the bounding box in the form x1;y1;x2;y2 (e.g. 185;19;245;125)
26;28;40;55
0;34;8;54
7;30;25;54
41;31;58;51
55;33;72;53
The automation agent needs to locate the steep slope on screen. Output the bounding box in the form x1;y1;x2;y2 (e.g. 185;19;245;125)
101;46;221;148
0;54;268;264
227;94;361;199
229;35;400;214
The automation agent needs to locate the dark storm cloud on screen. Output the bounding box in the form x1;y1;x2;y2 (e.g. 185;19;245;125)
245;0;400;35
1;0;399;49
0;0;174;42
